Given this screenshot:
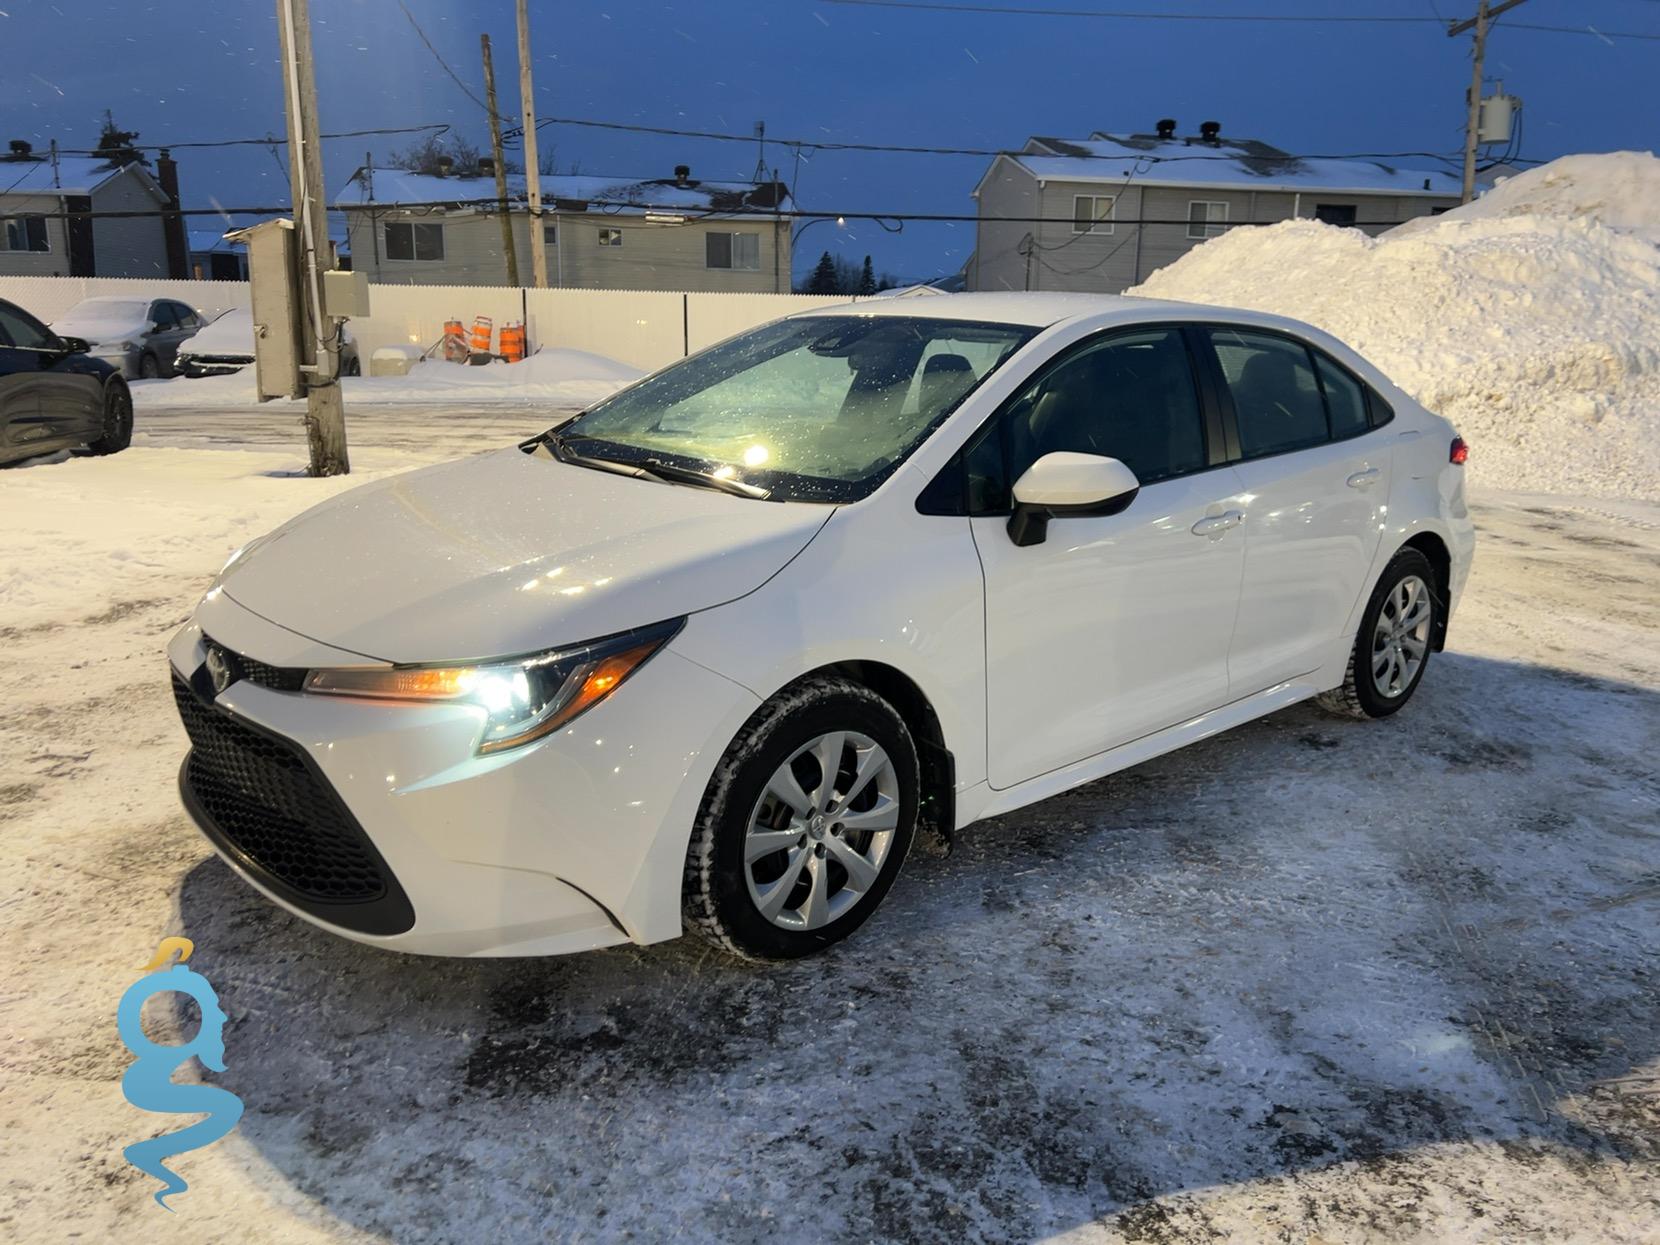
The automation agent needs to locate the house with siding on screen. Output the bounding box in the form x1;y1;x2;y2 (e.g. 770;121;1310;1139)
0;145;186;278
969;124;1463;294
335;163;792;292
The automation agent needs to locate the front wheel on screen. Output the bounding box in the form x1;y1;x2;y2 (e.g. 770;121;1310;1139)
138;352;160;379
683;676;919;961
1318;548;1438;719
87;380;133;456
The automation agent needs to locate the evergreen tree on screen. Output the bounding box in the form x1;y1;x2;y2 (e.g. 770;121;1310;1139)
95;111;146;167
856;255;877;296
807;250;839;295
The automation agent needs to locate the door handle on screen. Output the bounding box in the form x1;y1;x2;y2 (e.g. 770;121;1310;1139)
1190;510;1243;537
1347;468;1381;489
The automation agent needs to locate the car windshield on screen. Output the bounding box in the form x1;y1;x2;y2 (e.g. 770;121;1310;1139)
550;314;1036;502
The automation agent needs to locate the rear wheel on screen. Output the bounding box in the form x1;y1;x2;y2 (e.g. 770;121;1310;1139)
1318;548;1438;719
684;677;918;961
87;380;133;456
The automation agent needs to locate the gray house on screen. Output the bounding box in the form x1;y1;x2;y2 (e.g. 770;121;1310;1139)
0;145;187;278
336;163;793;292
969;124;1464;294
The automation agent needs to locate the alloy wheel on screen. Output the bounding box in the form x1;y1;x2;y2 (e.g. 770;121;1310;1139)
1371;573;1432;698
744;731;899;931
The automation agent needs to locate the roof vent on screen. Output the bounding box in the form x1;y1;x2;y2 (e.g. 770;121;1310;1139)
674;164;691;186
1155;118;1177;140
1199;120;1221;145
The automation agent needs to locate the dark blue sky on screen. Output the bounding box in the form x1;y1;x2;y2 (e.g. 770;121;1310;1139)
5;0;1654;282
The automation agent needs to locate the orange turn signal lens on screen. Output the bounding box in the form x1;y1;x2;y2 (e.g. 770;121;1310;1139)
304;666;479;700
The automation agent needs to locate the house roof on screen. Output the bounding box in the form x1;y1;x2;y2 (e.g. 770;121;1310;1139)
0;155;165;199
996;132;1463;198
335;166;792;216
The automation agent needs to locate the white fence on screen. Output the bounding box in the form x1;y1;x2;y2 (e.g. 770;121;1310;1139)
0;275;853;373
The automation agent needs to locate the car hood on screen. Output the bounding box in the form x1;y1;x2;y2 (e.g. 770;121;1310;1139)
52;311;148;345
183;311;255;356
218;447;834;664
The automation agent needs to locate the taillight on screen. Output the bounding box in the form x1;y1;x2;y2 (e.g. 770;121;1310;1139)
1450;436;1469;465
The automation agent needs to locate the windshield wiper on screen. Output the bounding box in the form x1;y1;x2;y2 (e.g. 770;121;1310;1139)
535;431;770;499
638;458;771;500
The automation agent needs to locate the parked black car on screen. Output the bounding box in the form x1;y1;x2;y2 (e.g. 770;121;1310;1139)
0;298;133;466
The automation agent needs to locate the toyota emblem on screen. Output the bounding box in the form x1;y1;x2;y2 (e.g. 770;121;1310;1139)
204;646;235;695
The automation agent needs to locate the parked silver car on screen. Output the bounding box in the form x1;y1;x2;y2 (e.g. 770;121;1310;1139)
50;296;206;379
176;307;360;378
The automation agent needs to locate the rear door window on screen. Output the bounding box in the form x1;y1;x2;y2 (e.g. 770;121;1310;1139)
1314;353;1370;440
1208;328;1330;458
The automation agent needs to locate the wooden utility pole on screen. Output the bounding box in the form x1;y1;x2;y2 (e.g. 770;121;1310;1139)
1449;0;1528;205
516;0;550;287
275;0;348;476
481;33;520;287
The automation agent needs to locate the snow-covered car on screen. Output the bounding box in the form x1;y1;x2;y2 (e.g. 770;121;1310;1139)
168;293;1474;961
175;307;359;378
0;297;133;464
50;296;205;379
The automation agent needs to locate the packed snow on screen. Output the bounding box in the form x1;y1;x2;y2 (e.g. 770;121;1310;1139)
2;404;1658;1241
1131;152;1660;501
1395;151;1660;246
130;347;643;410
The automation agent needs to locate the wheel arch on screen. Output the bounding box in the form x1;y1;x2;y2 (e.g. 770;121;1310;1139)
1398;530;1452;651
790;659;956;852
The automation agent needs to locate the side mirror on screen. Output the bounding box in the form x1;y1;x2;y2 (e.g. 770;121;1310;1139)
56;335;90;355
1007;452;1140;547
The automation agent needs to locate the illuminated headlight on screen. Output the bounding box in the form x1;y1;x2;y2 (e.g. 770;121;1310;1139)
302;618;684;754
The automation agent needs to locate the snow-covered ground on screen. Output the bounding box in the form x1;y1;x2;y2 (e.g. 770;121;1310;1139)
2;405;1657;1242
1132;152;1660;503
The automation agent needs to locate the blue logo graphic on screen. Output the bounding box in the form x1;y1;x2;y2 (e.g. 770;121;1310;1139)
117;937;244;1210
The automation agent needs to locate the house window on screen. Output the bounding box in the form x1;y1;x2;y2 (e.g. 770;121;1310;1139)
384;221;444;261
705;231;760;271
0;215;49;253
1072;195;1115;234
598;227;624;247
1314;204;1358;227
1187;201;1229;240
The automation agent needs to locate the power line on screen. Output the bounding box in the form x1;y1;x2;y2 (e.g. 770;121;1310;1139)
393;0;491;113
44;123;451;156
821;1;1442;22
508;113;1512;169
821;0;1660;37
6;198;1473;230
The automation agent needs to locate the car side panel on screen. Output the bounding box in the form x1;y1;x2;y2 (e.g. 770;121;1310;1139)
671;498;991;797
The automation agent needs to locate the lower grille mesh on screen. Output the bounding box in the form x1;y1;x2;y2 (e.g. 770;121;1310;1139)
173;672;414;932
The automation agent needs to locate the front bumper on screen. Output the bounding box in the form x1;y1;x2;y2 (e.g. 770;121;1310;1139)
168;609;759;957
91;349;137;377
179;355;252;378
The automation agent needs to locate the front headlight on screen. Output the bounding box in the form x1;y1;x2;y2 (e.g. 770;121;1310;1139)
115;340;138;353
302;618;684;754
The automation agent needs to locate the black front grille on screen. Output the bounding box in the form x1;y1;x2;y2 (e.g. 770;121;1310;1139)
201;635;307;692
173;672;414;935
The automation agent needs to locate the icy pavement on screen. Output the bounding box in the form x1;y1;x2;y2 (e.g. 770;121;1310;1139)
1;407;1657;1242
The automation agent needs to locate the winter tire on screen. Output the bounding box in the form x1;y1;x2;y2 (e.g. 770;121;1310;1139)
87;380;133;456
1318;547;1438;720
683;676;919;961
138;353;160;379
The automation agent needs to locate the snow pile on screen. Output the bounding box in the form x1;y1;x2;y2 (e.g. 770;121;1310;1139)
1131;154;1660;499
132;347;642;410
1394;151;1660;245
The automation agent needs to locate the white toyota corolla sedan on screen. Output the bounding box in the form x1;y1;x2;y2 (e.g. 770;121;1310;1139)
169;294;1473;961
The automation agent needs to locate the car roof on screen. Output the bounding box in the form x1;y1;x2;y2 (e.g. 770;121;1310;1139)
788;290;1321;337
